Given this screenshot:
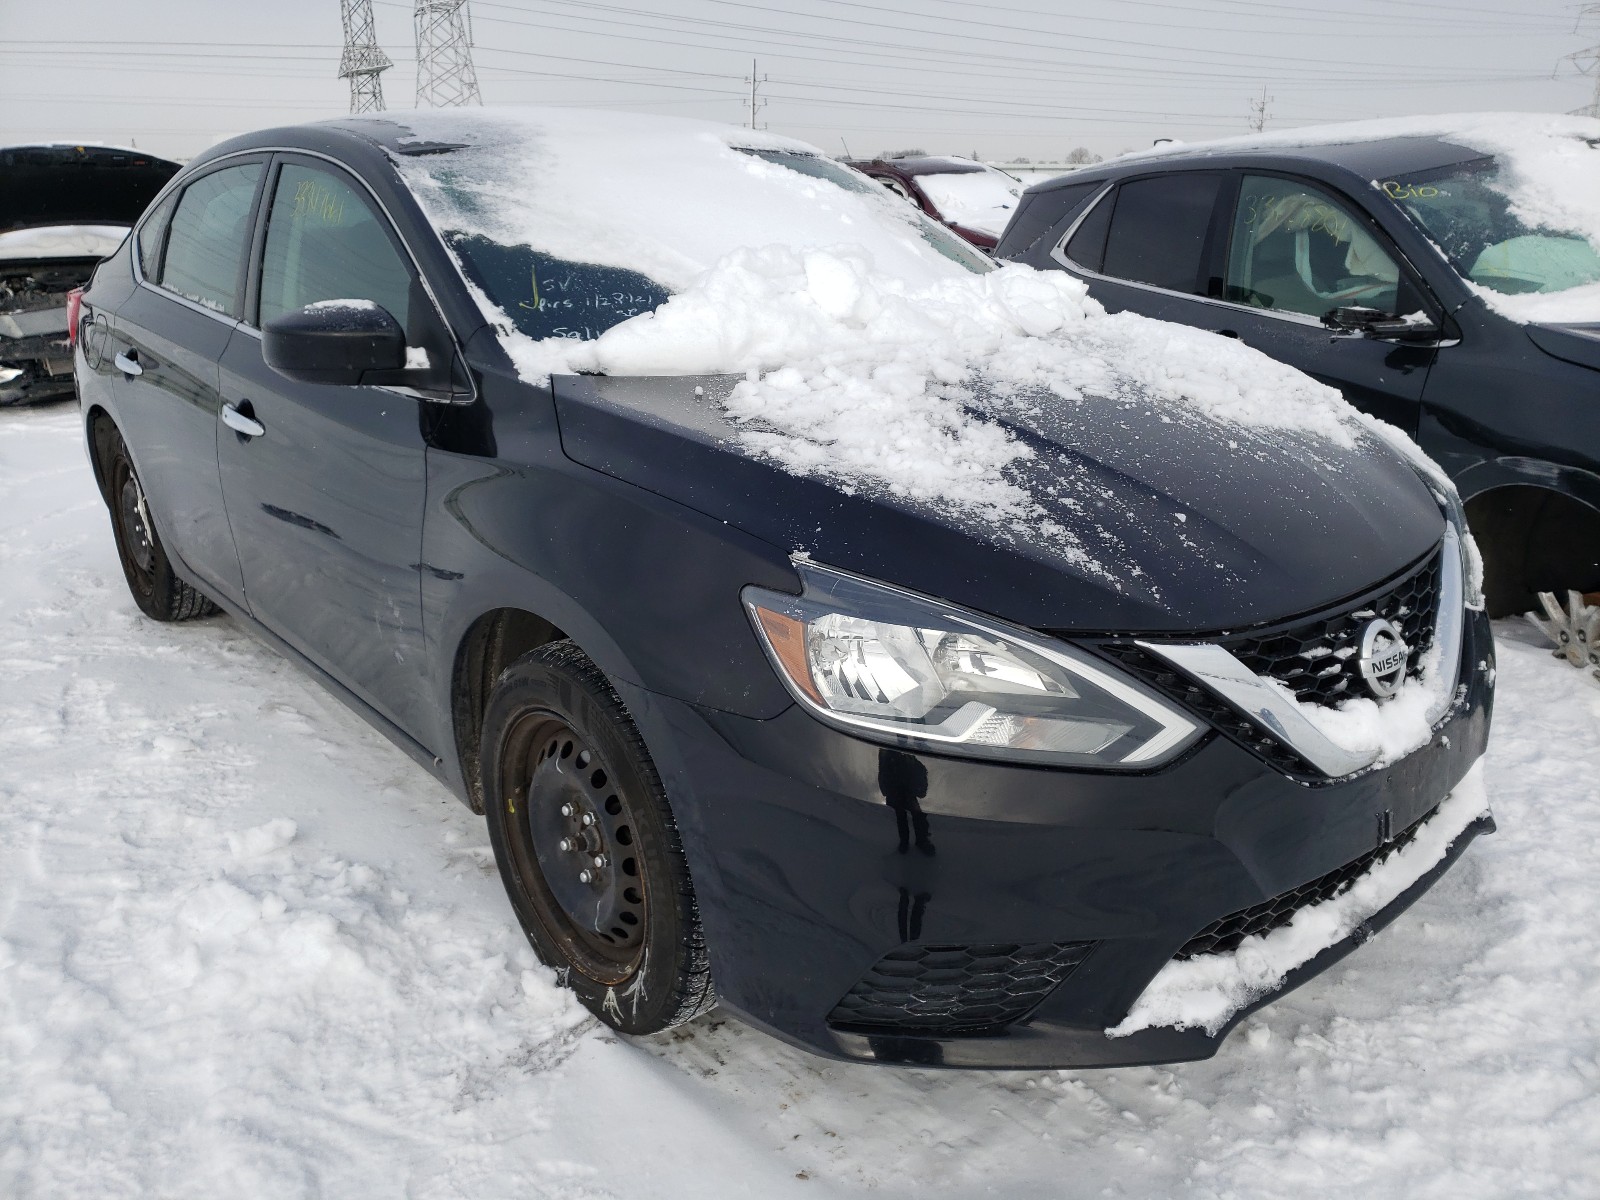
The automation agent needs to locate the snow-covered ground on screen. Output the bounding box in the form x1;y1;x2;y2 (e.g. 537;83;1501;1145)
3;400;1597;1198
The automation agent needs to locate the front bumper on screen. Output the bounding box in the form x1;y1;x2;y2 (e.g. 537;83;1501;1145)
618;608;1495;1069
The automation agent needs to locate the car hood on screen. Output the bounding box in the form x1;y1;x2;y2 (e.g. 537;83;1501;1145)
1526;322;1600;372
552;374;1443;633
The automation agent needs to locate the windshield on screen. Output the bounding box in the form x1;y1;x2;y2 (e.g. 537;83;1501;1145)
390;111;990;348
1384;158;1600;296
915;168;1022;238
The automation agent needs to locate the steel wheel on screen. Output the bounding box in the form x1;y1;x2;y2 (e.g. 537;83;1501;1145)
482;640;715;1034
501;714;651;985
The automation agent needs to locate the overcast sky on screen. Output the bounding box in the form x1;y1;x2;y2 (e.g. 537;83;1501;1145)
1;0;1594;163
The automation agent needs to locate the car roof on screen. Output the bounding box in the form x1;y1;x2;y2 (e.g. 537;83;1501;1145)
851;156;988;177
1023;133;1489;197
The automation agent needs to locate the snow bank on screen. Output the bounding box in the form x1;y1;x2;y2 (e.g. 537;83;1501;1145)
1109;762;1492;1039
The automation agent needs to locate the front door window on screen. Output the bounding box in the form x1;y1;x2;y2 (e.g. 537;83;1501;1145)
258;163;413;330
1226;176;1404;319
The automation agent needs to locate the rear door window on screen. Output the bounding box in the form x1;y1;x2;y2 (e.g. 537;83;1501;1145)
1099;173;1225;294
158;163;262;315
258;162;414;330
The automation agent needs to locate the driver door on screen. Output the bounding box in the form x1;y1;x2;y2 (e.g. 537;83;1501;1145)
216;156;440;744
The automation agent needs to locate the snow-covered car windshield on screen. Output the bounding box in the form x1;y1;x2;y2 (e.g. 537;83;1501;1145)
1386;158;1600;297
915;167;1022;238
390;111;989;347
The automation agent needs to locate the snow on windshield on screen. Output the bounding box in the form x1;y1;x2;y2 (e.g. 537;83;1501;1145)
914;166;1022;238
1122;112;1600;323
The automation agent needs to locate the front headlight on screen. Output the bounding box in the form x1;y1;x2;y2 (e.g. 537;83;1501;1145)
743;562;1202;768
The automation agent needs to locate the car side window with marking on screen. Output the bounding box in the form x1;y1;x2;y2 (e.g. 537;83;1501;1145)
1225;175;1404;319
159;162;262;315
1097;173;1223;294
258;163;413;331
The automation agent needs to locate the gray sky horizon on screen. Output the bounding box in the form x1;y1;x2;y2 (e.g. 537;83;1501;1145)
2;0;1594;163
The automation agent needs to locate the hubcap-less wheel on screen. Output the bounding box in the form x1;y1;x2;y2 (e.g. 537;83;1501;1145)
503;715;651;986
99;425;217;623
481;641;715;1034
118;473;156;579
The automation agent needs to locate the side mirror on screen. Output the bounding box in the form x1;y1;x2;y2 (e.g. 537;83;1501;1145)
263;300;406;385
1322;306;1440;342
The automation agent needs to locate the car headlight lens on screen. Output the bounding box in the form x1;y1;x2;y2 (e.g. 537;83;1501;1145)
743;563;1202;767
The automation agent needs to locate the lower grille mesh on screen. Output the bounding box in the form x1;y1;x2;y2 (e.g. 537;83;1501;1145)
828;940;1096;1036
1176;812;1430;960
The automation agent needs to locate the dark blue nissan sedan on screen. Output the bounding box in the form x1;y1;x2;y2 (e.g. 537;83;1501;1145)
73;109;1493;1069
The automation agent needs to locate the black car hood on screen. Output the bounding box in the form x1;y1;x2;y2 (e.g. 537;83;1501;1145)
553;374;1442;633
0;145;180;233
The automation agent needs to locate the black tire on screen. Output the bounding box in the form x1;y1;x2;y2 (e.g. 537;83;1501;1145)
482;641;715;1035
102;426;218;622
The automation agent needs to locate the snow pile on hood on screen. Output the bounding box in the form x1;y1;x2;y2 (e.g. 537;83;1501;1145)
545;251;1365;549
1121;112;1600;323
1109;762;1492;1039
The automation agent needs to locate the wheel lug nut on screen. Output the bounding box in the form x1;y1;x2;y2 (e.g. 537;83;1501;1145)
558;838;574;852
592;854;607;868
581;813;595;827
578;869;593;884
560;804;573;817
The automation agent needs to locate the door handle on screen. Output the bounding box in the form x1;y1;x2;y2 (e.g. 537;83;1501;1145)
222;402;265;438
1217;329;1243;341
113;349;143;377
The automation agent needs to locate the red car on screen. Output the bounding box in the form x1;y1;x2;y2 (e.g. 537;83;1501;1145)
846;155;1022;251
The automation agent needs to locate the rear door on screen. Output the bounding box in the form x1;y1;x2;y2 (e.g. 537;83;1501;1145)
216;154;444;742
106;157;267;608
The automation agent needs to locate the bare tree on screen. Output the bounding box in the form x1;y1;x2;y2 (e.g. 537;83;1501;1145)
1065;147;1102;165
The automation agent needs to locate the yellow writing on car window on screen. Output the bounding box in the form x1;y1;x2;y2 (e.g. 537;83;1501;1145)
1381;181;1442;201
291;179;347;225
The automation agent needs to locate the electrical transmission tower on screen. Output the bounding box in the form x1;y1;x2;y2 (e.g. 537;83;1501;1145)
1562;4;1600;117
1249;86;1274;133
338;0;392;114
415;1;482;108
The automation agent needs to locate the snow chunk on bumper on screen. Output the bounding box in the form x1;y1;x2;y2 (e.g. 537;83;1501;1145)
1108;762;1490;1039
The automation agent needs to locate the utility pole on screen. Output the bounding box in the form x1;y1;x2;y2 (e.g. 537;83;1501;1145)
1249;86;1273;133
1562;4;1600;117
415;0;482;108
744;58;767;129
339;0;392;114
